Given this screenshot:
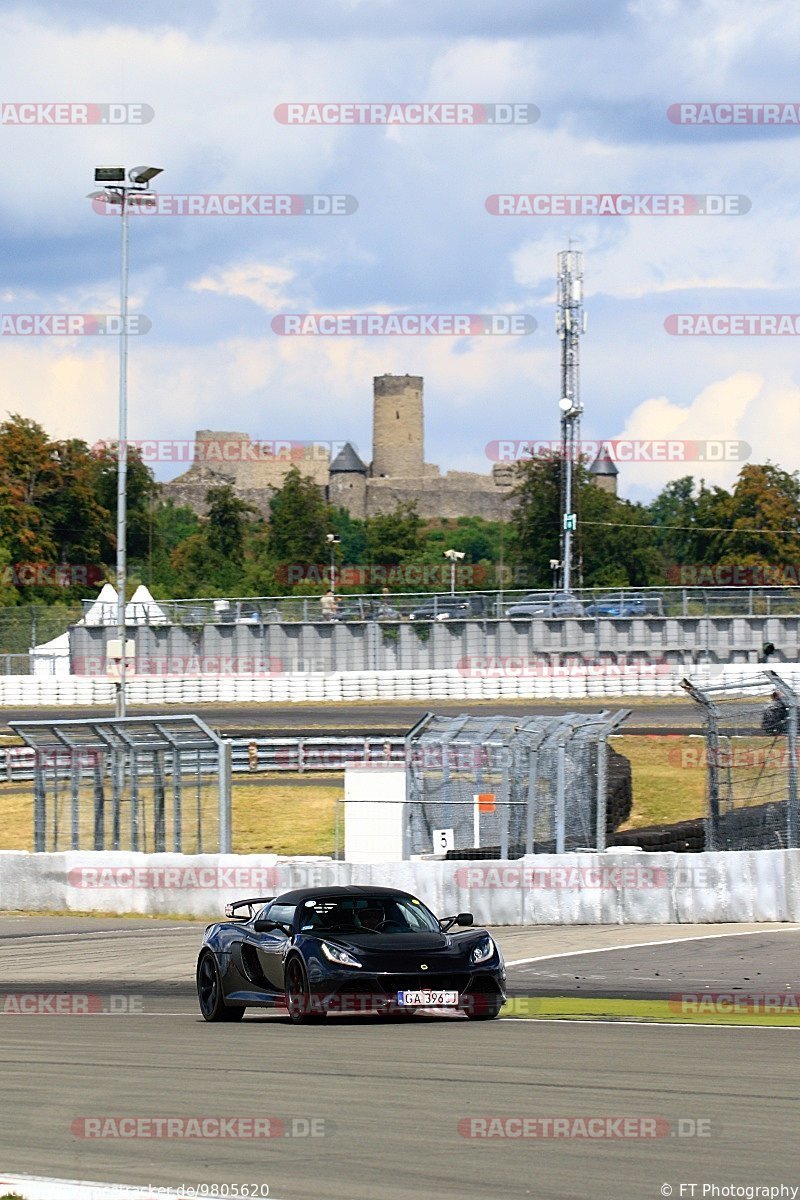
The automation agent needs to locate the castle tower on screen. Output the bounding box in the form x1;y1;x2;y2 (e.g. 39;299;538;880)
588;446;618;495
371;374;424;478
329;442;368;518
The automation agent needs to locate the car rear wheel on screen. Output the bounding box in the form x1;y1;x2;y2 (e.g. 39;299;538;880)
285;956;327;1024
197;951;245;1022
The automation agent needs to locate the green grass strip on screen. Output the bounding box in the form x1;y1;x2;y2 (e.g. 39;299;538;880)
501;995;800;1026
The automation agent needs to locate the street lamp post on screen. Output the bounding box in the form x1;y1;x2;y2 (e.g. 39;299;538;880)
326;534;341;599
443;548;465;596
88;166;162;718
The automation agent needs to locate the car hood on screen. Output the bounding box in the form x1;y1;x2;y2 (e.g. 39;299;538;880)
325;930;450;953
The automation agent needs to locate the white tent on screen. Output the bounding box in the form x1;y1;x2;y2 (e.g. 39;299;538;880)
30;631;71;677
81;582;119;627
125;584;169;626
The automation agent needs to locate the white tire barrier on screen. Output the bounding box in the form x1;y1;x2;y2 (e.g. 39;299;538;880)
2;664;799;707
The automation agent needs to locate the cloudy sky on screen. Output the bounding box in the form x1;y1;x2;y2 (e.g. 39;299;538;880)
2;0;800;501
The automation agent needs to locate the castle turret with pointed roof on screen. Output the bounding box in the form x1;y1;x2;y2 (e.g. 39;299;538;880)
588;446;618;495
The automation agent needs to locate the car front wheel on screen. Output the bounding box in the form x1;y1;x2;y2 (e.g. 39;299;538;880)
284;957;327;1024
463;994;503;1021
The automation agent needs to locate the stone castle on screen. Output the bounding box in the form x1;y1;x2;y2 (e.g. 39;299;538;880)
166;375;514;521
164;373;618;521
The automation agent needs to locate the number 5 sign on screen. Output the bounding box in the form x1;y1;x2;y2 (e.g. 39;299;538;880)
432;827;455;854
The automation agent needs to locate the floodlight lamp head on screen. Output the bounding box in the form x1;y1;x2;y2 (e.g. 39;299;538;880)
95;166;125;184
129;166;163;185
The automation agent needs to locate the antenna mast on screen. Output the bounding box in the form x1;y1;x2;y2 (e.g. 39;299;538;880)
556;246;586;593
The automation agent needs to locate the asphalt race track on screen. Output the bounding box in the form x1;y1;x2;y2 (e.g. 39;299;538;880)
1;917;799;1200
2;697;701;738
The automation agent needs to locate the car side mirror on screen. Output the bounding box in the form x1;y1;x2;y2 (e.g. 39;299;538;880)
440;911;474;931
254;918;290;934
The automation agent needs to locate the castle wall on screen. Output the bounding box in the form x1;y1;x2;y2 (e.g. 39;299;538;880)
365;474;513;521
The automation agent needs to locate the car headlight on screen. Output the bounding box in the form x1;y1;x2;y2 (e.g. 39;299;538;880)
470;936;496;965
320;942;362;969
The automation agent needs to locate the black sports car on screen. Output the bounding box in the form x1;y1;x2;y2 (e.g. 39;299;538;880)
196;885;506;1023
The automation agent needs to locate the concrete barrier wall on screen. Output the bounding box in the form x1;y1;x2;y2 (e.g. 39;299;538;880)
3;662;800;706
2;849;798;923
70;616;800;675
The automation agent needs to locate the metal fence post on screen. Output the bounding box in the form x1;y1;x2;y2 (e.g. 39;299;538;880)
525;745;538;854
153;751;165;853
93;752;105;850
787;697;799;848
682;679;721;850
172;749;182;852
500;748;510;859
33;763;45;852
595;733;608;852
556;737;566;853
218;738;232;853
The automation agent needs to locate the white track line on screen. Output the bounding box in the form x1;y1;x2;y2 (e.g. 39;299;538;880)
498;1017;800;1030
506;925;800;967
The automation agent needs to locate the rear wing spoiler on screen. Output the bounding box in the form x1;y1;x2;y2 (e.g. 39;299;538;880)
224;896;274;921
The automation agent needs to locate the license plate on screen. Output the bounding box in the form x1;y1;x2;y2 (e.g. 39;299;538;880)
397;989;459;1007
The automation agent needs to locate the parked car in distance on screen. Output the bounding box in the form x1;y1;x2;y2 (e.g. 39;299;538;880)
408;594;488;621
505;592;585;619
332;600;401;622
583;596;662;617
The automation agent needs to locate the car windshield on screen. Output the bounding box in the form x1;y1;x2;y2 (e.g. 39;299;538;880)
298;895;441;934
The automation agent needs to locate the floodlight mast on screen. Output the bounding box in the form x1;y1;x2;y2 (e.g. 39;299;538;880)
89;167;163;717
555;248;586;594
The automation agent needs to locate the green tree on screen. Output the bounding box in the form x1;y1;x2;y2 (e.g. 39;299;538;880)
365;502;424;566
509;456;663;588
0;415;62;561
92;443;158;564
507;457;562;588
267;467;335;565
144;501;201;594
717;463;800;568
206;485;255;563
